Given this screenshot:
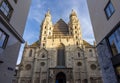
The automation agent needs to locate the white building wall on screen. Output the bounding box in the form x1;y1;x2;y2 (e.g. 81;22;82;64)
0;0;31;83
87;0;120;44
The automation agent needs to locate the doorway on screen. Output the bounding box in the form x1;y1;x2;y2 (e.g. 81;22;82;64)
56;72;66;83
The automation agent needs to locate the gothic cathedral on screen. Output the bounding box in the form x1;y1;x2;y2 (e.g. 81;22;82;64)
16;10;102;83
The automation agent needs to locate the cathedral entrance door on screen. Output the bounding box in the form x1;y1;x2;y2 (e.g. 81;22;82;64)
56;72;66;83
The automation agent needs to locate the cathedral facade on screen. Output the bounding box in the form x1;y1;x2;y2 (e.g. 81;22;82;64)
16;10;102;83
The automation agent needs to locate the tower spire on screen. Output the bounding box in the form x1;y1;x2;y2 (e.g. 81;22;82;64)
45;9;51;17
70;9;77;17
40;9;53;48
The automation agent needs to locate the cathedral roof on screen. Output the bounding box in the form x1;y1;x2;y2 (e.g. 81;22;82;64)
53;19;69;36
29;40;40;47
83;40;93;48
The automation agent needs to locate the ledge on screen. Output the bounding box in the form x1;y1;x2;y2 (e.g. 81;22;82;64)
0;14;25;43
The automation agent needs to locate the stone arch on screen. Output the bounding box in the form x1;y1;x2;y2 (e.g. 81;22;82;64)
57;43;65;67
37;48;48;59
74;47;84;58
56;72;66;83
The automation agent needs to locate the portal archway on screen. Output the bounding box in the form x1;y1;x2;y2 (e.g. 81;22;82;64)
56;72;66;83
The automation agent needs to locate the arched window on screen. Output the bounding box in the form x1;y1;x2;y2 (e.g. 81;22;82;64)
76;42;78;45
43;43;45;47
42;53;45;58
75;26;77;29
45;26;46;29
78;52;80;57
76;36;78;39
44;31;46;34
44;37;46;40
57;43;65;67
29;49;32;57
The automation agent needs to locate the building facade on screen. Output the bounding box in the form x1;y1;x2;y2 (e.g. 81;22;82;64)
87;0;120;83
0;0;31;83
16;10;102;83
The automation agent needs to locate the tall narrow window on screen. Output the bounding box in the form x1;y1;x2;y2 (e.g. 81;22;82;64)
45;26;46;29
76;42;78;45
29;50;32;57
0;29;9;48
76;36;78;39
75;26;77;29
43;43;45;47
0;0;13;20
78;52;80;57
105;1;115;19
44;31;46;34
57;43;65;67
43;37;46;40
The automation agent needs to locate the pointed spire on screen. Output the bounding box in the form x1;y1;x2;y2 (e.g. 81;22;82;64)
45;9;51;17
70;9;77;17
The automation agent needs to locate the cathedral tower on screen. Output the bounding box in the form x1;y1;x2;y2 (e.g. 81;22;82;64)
69;10;83;46
40;10;53;48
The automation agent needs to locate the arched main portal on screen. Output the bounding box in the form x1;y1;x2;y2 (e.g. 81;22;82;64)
56;72;66;83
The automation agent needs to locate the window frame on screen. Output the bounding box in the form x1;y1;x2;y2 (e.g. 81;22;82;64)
107;25;120;56
104;1;115;20
0;0;13;21
0;28;9;49
106;21;120;57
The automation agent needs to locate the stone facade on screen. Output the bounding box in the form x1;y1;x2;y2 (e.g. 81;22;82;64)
16;10;102;83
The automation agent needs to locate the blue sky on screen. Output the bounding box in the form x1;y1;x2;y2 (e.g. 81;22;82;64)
17;0;95;64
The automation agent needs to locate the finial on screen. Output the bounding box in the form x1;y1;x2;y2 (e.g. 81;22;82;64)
47;8;50;14
72;9;74;12
70;9;77;17
45;9;51;17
